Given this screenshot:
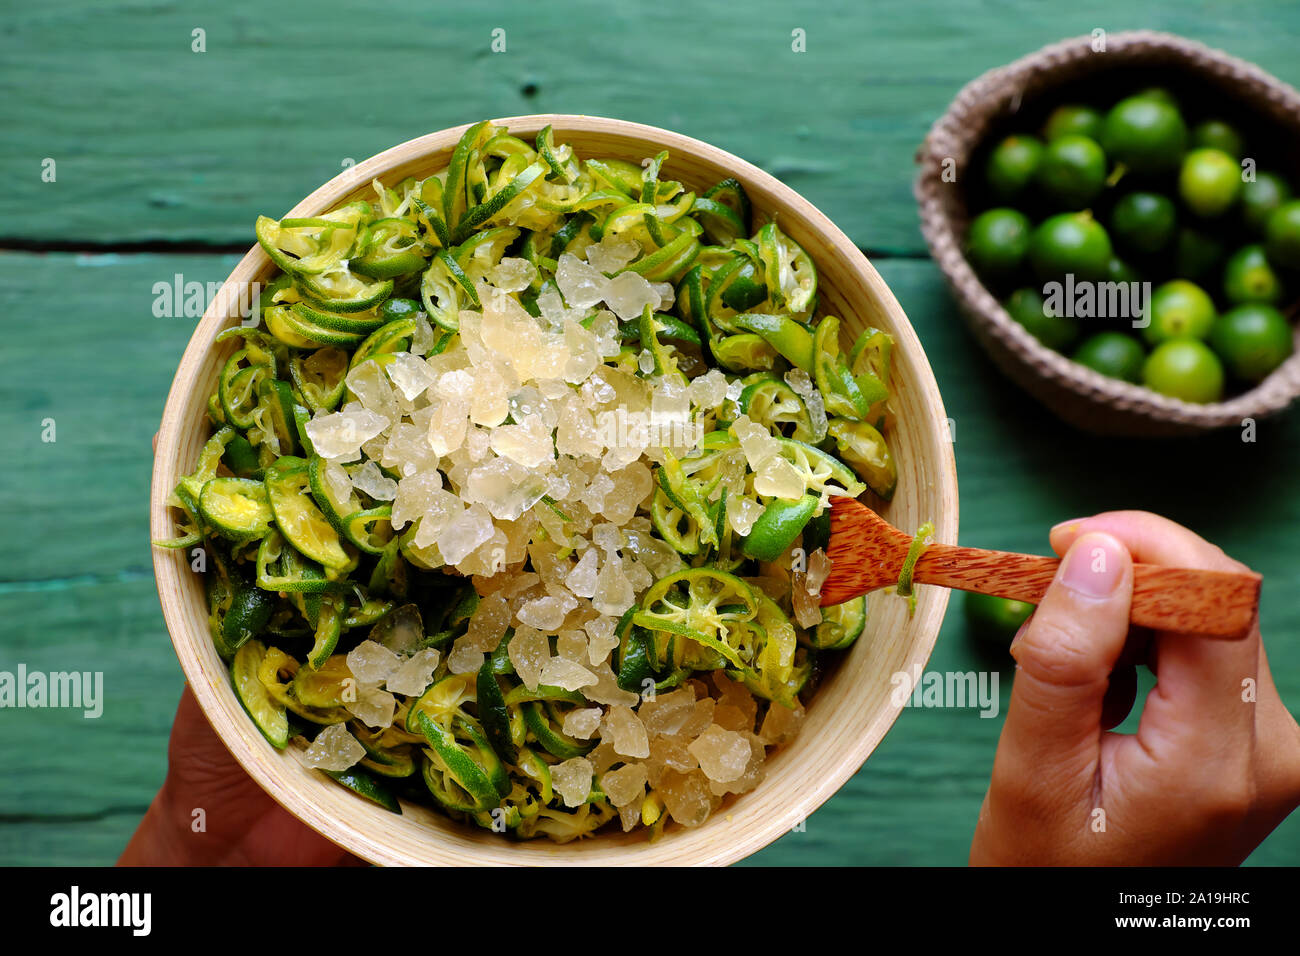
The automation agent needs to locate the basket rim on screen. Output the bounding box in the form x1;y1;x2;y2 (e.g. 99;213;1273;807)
915;30;1300;432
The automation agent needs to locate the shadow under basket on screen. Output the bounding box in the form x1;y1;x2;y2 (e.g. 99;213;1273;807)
916;30;1300;437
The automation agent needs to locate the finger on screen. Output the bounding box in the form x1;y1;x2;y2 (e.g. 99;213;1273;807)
998;532;1133;793
1243;639;1300;839
1050;511;1257;764
1050;510;1249;574
1254;642;1300;791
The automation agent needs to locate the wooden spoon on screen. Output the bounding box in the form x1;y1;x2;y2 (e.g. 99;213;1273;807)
819;498;1261;637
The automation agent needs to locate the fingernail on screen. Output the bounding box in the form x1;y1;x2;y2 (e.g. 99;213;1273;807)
1008;614;1034;652
1050;518;1085;536
1061;533;1125;598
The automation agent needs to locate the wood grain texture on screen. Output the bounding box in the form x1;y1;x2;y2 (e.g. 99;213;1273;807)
149;117;959;865
0;817;154;867
914;547;1261;635
0;577;178;823
823;499;1261;635
5;1;1300;252
6;0;1300;864
0;251;242;581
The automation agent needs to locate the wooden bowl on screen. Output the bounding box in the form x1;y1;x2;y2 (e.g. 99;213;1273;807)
151;115;958;865
916;31;1300;436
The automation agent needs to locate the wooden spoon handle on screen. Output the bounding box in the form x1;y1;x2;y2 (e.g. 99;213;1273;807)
913;543;1261;638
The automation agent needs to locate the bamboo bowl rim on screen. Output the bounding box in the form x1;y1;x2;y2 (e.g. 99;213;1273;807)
916;30;1300;436
151;114;959;865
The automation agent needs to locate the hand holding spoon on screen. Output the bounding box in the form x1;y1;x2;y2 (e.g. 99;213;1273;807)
819;498;1261;637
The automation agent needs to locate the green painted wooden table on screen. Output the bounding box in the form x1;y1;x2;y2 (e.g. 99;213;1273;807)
2;0;1297;865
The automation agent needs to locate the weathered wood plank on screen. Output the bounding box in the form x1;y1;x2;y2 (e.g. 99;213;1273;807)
2;250;1297;863
0;251;240;581
6;0;1300;868
3;1;1300;252
0;577;177;826
0;815;151;867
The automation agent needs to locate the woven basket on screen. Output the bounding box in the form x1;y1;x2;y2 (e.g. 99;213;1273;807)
916;30;1300;436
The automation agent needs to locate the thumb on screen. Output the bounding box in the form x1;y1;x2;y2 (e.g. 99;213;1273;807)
997;532;1133;792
